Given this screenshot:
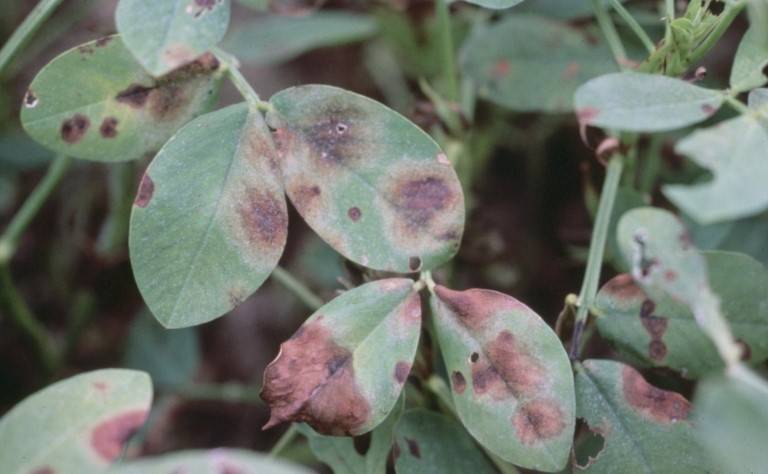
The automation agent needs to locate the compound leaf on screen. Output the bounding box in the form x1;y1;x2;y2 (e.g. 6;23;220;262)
129;103;287;328
730;26;768;93
111;449;311;473
261;279;421;435
430;286;575;472
116;0;230;76
0;369;152;474
21;35;221;162
268;85;464;273
574;72;723;132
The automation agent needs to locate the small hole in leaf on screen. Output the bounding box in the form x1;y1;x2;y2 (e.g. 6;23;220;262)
574;418;606;469
470;352;479;363
24;90;38;108
408;256;422;272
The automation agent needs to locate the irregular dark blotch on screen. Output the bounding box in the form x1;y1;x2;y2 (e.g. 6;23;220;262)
435;286;508;331
238;189;288;249
99;117;119;138
394;361;410;384
60;114;90;143
405;438;421;458
451;371;466;394
737;339;752;361
641;314;668;339
648;340;668;361
116;84;152;108
148;83;185;120
512;399;566;445
469;352;479;363
603;274;645;300
394;175;453;230
90;409;148;461
95;36;112;47
408;256;422;272
304;104;363;166
24;89;37;107
347;206;361;221
470;330;545;400
290;183;321;212
639;299;656;319
261;322;371;435
134;174;154;208
30;467;55;474
621;365;690;423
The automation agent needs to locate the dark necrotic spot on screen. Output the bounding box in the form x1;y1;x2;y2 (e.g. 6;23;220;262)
91;409;148;461
640;314;668;339
405;438;421;458
238;189;288;249
95;36;112;47
24;89;37;107
394;361;410;384
408;256;422;272
306;106;363;165
512;399;566;445
60;114;90;143
621;365;690;423
116;84;152;108
395;176;452;228
648;340;667;361
134;173;154;208
639;299;656;319
100;117;119;138
470;330;545;400
469;352;479;363
451;371;466;394
347;206;361;221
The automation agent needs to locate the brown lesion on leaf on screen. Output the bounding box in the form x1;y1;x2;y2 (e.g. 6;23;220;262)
621;365;690;423
24;89;38;108
408;256;422;272
392;173;455;232
287;182;322;213
99;117;119;138
512;399;566;445
90;409;149;461
348;206;362;221
405;438;421;458
451;371;467;394
435;286;520;331
95;36;112;48
261;321;371;435
398;291;422;326
601;274;645;301
134;173;154;208
60;114;90;143
301;103;366;168
639;298;668;362
394;361;411;384
470;330;546;400
237;188;288;250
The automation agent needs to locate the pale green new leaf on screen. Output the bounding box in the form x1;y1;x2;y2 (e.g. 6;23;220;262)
430;286;575;472
461;15;616;112
574;72;723;132
663;113;768;224
21;35;221;162
595;251;768;377
116;0;230;76
575;359;711;473
392;409;497;474
129;103;287;328
730;26;768;93
261;279;421;435
110;449;311;473
268;85;464;273
461;0;524;9
223;12;377;65
0;369;152;474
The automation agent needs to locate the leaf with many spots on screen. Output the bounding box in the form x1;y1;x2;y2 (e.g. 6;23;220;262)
662;112;768;224
574;72;723;132
730;26;768;93
267;85;464;273
595;251;768;378
110;448;311;473
392;409;497;474
129;103;287;328
20;35;221;162
460;0;524;9
429;286;575;472
261;279;421;435
461;15;616;112
0;369;152;474
116;0;231;77
574;359;711;473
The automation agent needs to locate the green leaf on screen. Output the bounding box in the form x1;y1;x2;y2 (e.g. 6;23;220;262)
0;369;152;474
115;0;230;77
430;286;575;472
129;103;287;328
663;113;768;223
21;35;221;162
460;0;524;9
574;359;711;473
515;0;629;20
268;85;464;273
694;369;768;473
111;448;311;473
687;211;768;266
123;310;200;388
261;278;421;435
730;26;768;93
461;15;616;112
392;409;497;474
595;251;768;377
604;187;646;272
749;87;768;109
574;72;723;132
222;11;377;65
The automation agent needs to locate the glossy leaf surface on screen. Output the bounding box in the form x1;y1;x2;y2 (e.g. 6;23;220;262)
0;369;152;474
574;72;723;132
116;0;230;76
130;103;287;328
261;279;421;435
21;36;221;162
268;85;464;273
430;286;575;471
111;449;311;473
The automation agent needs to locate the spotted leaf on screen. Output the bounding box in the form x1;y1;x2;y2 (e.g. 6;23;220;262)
461;14;616;112
261;278;421;435
111;448;311;473
595;251;768;377
574;72;723;132
574;359;711;472
267;85;464;273
0;369;152;474
20;35;221;162
392;409;497;474
129;103;287;328
116;0;231;77
430;286;575;472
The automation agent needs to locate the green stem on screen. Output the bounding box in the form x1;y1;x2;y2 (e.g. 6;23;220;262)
435;0;459;102
569;156;624;359
271;266;324;311
591;0;628;69
213;47;269;111
724;94;750;115
610;0;656;54
0;0;64;75
269;424;300;457
688;1;746;66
